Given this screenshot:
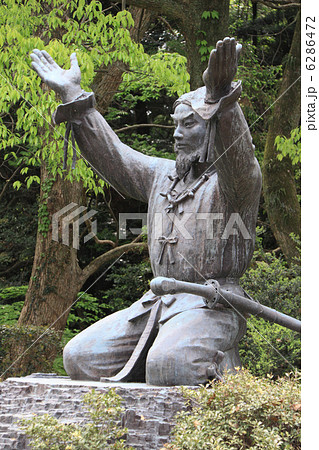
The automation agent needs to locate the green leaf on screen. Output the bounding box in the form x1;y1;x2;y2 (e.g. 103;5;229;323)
13;180;22;190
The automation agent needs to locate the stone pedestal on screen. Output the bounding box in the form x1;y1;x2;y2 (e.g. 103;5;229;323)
0;374;194;449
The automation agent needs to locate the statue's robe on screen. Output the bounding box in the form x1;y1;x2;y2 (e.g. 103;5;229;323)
56;92;262;385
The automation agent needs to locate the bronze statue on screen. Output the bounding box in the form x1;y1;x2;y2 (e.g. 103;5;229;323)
31;37;262;385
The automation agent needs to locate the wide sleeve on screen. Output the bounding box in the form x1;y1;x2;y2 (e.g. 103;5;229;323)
53;92;160;203
213;101;262;211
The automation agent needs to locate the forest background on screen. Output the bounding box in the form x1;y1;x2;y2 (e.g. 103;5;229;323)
0;0;302;383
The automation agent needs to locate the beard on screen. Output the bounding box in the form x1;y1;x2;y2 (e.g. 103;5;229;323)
175;148;202;179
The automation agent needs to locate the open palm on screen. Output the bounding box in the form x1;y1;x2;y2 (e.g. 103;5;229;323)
203;37;242;103
31;50;82;103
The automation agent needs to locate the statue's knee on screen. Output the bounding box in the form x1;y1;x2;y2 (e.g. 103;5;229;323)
63;339;79;379
146;338;213;386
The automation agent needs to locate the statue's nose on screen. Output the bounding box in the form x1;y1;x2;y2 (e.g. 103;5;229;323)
173;126;183;139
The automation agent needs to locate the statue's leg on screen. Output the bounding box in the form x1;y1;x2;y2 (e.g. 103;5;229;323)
146;308;246;386
63;300;149;381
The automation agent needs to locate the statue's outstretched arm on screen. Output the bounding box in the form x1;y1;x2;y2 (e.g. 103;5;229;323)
30;50;163;202
203;38;262;209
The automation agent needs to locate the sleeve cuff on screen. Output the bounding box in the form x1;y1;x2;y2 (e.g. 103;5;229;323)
52;92;96;125
192;81;242;121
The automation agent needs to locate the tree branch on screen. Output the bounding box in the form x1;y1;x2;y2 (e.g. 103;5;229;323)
252;0;300;8
0;259;32;277
84;217;117;247
158;15;178;36
81;240;148;283
124;0;185;20
0;164;23;203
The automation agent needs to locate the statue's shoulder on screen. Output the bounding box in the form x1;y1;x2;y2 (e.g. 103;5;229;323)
151;155;175;172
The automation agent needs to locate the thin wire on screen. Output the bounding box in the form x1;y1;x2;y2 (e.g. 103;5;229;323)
0;72;125;199
177;252;298;372
0;252;126;380
202;75;301;175
0;49;301;379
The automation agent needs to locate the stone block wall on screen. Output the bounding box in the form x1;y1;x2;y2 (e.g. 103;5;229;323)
0;375;194;449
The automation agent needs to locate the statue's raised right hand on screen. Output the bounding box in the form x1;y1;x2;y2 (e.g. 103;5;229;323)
30;50;82;103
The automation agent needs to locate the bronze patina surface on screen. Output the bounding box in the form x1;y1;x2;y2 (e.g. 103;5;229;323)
31;38;263;385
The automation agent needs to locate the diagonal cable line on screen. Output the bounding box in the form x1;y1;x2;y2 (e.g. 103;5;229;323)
177;251;298;372
0;251;126;380
1;46;300;379
202;75;301;175
0;71;125;199
1;58;301;201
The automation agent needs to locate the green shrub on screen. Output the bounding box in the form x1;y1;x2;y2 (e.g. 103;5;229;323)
101;261;152;313
239;317;301;378
165;370;301;450
0;301;24;325
0;325;62;380
19;389;133;450
0;285;28;305
240;253;301;319
239;250;301;377
52;328;78;376
66;292;109;333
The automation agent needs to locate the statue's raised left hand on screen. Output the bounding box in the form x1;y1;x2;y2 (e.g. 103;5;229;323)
31;50;82;103
203;37;242;103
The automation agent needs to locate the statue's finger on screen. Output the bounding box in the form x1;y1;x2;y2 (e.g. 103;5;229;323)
41;50;60;69
31;61;47;80
207;49;217;71
38;52;50;68
230;38;236;60
236;43;242;61
70;53;80;72
223;37;232;69
30;52;48;73
203;48;216;88
32;49;48;68
32;49;43;57
216;40;223;49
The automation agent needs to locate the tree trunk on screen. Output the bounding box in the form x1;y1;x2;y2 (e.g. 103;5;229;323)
262;11;301;263
19;7;153;330
125;0;230;89
93;7;155;114
177;0;230;89
18;164;85;330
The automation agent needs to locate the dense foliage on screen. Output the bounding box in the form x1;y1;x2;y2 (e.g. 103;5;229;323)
0;0;189;193
17;371;300;449
0;0;300;409
164;370;301;449
239;235;301;377
19;388;132;449
0;324;61;380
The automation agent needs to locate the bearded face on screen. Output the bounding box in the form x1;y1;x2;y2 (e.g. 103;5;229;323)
171;104;208;179
175;149;202;179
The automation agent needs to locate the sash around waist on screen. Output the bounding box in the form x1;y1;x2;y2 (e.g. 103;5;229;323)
127;278;243;325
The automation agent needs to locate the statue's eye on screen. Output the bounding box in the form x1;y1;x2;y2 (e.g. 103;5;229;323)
184;120;195;128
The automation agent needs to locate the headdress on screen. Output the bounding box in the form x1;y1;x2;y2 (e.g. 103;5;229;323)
173;75;242;162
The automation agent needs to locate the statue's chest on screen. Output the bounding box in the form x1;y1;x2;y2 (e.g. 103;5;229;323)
147;173;223;265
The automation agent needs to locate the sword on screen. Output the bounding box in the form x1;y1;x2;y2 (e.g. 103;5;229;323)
150;277;301;333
